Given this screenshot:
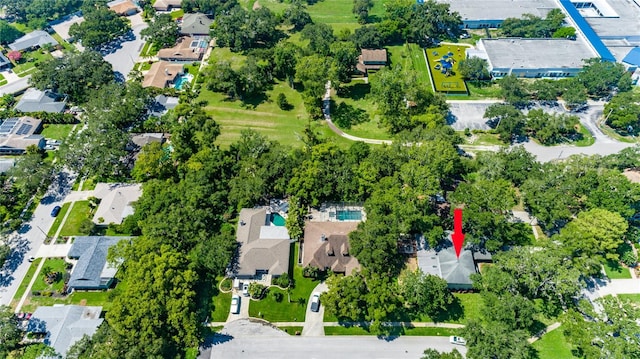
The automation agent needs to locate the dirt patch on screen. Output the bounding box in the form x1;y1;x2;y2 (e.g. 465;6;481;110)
623;169;640;184
404;256;418;271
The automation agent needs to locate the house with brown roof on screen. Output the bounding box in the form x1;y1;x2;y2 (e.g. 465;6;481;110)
235;208;291;279
157;36;205;62
153;0;182;11
142;62;184;89
0;117;45;155
302;221;360;275
107;0;139;16
356;49;388;75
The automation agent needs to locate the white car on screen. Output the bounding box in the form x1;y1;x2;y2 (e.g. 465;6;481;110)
310;292;320;312
230;295;240;314
449;336;466;346
242;283;249;297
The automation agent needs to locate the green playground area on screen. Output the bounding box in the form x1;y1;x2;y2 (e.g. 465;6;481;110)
424;44;469;94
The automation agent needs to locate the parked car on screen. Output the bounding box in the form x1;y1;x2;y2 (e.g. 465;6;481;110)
310;292;320;312
242;283;249;297
230;295;240;314
449;336;466;346
28;256;35;262
50;205;61;217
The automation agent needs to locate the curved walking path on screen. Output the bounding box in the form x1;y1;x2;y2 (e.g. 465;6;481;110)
322;86;635;162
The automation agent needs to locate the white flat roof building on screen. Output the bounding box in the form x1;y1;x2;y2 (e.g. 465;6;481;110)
438;0;559;28
477;38;597;78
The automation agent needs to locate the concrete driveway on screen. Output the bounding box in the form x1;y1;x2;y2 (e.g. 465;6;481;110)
102;13;148;80
302;282;328;336
200;319;467;359
0;171;75;306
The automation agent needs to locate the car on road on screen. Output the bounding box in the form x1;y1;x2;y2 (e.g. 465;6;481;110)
449;336;466;346
50;205;61;217
242;283;249;297
28;256;35;262
310;292;320;312
230;295;240;314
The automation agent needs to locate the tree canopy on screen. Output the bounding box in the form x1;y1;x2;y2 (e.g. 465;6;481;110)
69;3;130;49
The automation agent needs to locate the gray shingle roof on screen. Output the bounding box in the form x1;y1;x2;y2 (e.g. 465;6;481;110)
149;95;179;117
14;88;66;113
9;30;59;51
68;236;129;289
27;305;103;357
417;236;477;289
236;208;291;277
180;13;212;35
92;183;142;225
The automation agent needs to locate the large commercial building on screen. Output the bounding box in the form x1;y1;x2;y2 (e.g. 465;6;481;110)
438;0;558;29
473;37;597;78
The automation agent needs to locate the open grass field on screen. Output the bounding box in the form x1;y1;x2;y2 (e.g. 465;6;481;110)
603;260;632;279
424;45;469;94
532;327;575;359
40;124;75;141
58;200;92;237
249;243;321;322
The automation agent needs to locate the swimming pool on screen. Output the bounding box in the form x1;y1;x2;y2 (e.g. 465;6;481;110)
174;73;193;90
271;213;286;226
336;210;362;221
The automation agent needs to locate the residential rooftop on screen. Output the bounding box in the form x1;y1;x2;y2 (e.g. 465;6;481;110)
157;36;205;62
479;38;596;70
142;62;184;89
302;221;360;275
0;117;44;155
14;88;67;113
68;236;129;290
8;30;58;51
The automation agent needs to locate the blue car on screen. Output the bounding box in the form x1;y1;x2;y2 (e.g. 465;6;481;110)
50;206;61;217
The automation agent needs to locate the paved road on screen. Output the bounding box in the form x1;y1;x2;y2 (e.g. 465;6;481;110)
0;171;75;306
102;13;148;80
0;76;31;96
200;319;466;359
302;282;328;336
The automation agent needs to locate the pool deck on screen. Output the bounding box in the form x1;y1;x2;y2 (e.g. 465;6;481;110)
309;206;366;223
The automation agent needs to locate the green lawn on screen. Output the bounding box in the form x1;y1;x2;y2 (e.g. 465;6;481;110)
11;258;42;307
170;9;184;19
532;327;575;359
466;82;503;99
50;33;75;52
40;124;75;141
58;200;93;236
0;73;6;86
618;294;640;303
12;50;53;76
210;290;232;322
574;124;596;147
278;326;303;335
249;243;321;322
449;293;483;323
199;78;312;148
464;131;504;146
31;258;67;292
47;202;71;237
22;286;119;313
424;45;469;94
603;260;632;279
324;325;371;335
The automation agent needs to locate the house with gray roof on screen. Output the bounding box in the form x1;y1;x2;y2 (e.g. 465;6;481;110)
149;95;179;117
14;88;67;113
416;234;491;290
93;183;142;225
180;13;212;36
67;236;129;290
27;305;103;357
8;30;59;51
235;208;291;279
0;52;11;71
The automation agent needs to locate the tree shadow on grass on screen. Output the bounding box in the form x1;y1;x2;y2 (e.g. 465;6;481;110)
336;82;370;100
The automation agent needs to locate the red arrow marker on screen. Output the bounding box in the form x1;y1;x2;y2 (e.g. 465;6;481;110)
452;208;465;259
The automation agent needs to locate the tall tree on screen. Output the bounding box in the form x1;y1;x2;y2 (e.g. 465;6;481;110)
330;41;359;83
30;51;114;103
577;58;628;97
301;23;336;55
0;305;21;356
498;75;529;107
140;13;179;49
0;20;23;44
458;57;490;81
399;270;454;318
409;0;462;47
352;0;373;24
69;3;130;48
